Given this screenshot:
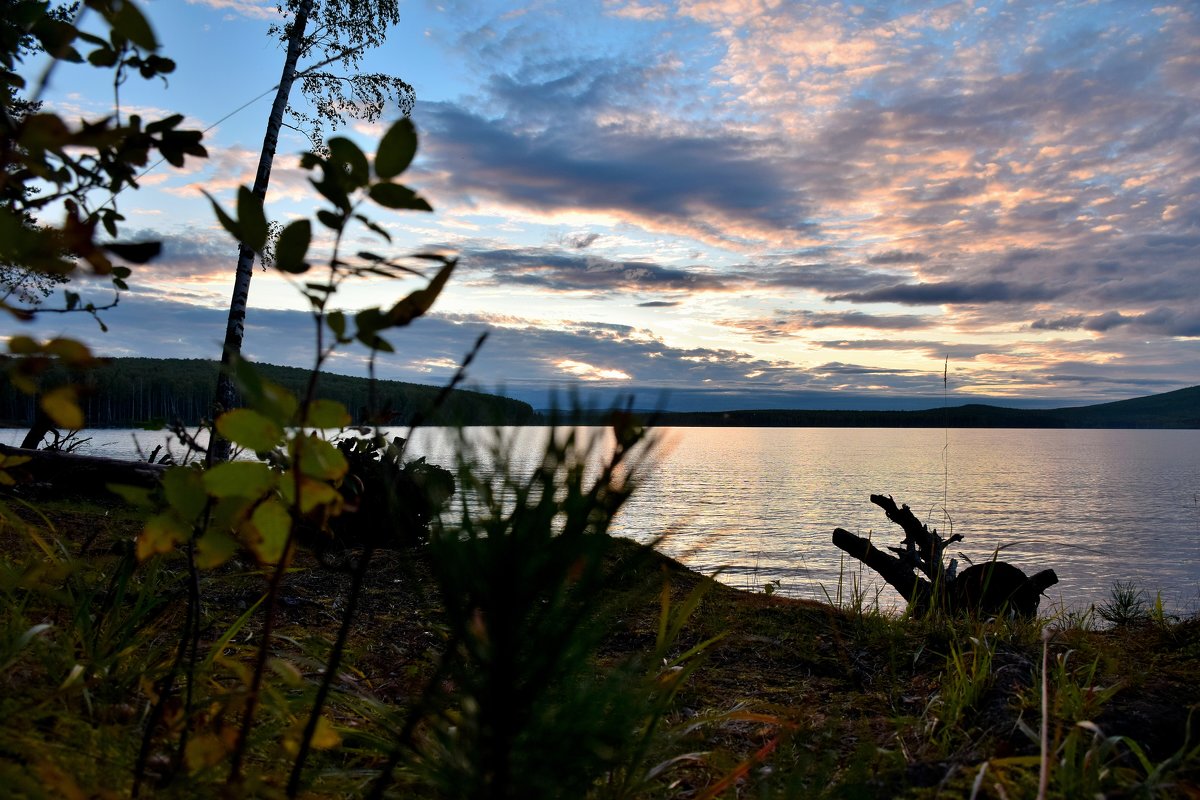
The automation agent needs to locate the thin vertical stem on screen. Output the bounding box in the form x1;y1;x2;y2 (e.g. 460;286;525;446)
227;537;294;783
1037;629;1052;800
286;545;375;796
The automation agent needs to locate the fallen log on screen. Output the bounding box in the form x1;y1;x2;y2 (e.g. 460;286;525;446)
832;494;1057;617
0;442;167;491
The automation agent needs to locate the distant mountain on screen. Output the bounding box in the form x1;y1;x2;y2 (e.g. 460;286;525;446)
646;385;1200;429
0;357;538;428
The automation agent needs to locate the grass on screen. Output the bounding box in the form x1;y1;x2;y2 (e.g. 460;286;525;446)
1;489;1198;798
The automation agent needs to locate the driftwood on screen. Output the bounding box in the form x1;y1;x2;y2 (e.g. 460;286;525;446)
0;443;168;491
833;494;1057;617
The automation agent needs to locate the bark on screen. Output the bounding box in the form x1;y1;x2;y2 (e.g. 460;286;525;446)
208;0;314;464
832;527;931;608
869;493;963;586
19;400;55;449
833;494;1058;617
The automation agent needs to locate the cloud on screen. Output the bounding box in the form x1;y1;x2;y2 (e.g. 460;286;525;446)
1031;307;1200;338
723;309;933;341
184;0;276;20
419;99;817;247
814;340;1000;361
829;280;1064;306
561;232;601;249
458;247;730;295
867;250;928;265
603;1;669;22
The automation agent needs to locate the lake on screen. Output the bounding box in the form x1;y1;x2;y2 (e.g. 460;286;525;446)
4;425;1198;614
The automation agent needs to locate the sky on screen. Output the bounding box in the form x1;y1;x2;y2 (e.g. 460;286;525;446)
9;0;1200;411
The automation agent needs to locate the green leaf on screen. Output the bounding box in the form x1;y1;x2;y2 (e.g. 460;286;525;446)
208;495;255;533
327;311;347;340
304;399;351;429
145;113;185;135
195;530;237;570
258;382;300;426
216;409;283;452
246;499;291;564
354;213;393;242
87;46;118;67
203;461;277;498
294;438;349;481
107;484;154;508
328;137;369;189
375;118;418;179
354;307;386;338
203;189;242;243
316;209;344;230
111;0;159;50
385;257;457;327
274;219;311;273
369;183;431;211
103;241;161;263
236;186;268;252
163;467;207;520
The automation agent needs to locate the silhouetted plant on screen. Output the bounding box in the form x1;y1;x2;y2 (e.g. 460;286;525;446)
1097;581;1150;627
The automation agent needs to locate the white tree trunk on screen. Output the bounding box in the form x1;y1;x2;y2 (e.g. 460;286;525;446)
209;0;314;463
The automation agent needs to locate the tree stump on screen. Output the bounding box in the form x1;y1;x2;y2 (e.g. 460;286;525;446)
832;494;1057;617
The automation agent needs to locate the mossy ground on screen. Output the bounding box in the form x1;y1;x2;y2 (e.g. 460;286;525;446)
2;490;1198;797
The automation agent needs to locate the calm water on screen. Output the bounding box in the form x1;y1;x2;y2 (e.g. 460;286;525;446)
5;426;1198;613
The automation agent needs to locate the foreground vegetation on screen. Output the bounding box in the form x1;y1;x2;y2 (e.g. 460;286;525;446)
2;6;1196;798
2;462;1196;798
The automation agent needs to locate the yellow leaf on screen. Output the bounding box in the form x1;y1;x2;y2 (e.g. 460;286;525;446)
269;657;304;687
283;715;342;757
184;732;228;773
137;513;188;561
41;386;84;429
44;337;93;366
243;499;291;564
34;762;87;800
311;715;342;749
279;472;344;515
7;335;39;355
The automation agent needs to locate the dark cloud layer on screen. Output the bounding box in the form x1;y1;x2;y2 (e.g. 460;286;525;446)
725;309;932;341
420;100;814;243
829;281;1065;306
460;247;728;294
1031;307;1200;338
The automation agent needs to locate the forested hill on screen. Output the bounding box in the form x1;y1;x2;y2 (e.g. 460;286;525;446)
0;358;538;428
650;385;1200;429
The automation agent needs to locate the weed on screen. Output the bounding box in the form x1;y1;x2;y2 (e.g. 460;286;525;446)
1098;580;1151;627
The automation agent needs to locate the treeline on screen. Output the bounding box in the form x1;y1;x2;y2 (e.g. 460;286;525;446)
649;384;1200;429
0;357;539;428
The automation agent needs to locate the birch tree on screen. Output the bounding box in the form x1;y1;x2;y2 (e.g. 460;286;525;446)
209;0;414;462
